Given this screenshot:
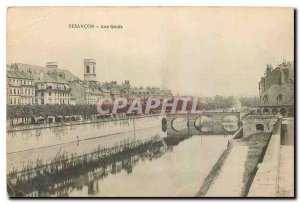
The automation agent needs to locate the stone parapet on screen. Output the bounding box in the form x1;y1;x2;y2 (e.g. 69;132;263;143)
242;115;278;137
247;119;282;197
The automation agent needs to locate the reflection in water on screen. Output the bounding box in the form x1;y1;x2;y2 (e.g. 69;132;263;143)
221;115;239;132
7;116;232;197
8;135;231;197
8;136;165;197
194;116;213;133
194;115;239;133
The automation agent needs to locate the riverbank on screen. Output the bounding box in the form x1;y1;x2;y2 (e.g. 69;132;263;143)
196;132;271;197
7;115;166;155
195;143;233;197
7;114;164;132
239;132;271;196
8;135;231;197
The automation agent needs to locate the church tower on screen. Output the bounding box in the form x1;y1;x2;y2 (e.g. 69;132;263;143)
84;59;96;82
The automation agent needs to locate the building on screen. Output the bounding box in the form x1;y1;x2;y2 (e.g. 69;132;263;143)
82;59;105;104
34;72;71;105
70;80;104;105
101;81;122;99
258;61;294;116
84;59;97;83
7;59;173;106
15;62;80;82
69;59;104;105
10;62;76;105
7;64;35;105
85;85;104;105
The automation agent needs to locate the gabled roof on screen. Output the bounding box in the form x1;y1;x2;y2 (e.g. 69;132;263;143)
7;70;33;80
34;72;69;84
13;63;80;82
260;84;294;107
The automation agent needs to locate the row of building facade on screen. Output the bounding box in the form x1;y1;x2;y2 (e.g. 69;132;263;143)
7;59;173;106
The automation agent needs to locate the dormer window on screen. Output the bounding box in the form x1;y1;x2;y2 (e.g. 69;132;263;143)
277;94;283;101
262;94;269;103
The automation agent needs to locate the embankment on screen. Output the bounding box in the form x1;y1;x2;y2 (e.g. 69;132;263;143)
247;119;282;197
195;143;233;197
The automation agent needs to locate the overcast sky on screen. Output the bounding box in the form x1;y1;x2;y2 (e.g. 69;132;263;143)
7;7;294;97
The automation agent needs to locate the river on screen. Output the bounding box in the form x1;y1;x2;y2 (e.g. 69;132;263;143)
7;115;232;197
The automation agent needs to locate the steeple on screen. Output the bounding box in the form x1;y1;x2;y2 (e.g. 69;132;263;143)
84;59;96;82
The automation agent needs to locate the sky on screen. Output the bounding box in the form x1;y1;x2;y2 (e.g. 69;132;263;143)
7;7;294;97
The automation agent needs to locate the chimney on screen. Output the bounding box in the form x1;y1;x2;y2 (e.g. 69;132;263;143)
265;64;273;77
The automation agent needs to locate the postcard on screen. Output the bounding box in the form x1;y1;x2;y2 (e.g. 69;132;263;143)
6;7;294;197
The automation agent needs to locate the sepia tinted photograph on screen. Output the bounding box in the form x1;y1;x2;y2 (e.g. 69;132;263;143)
6;7;294;197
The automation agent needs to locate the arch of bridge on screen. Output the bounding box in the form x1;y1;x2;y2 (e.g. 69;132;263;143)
166;112;240;135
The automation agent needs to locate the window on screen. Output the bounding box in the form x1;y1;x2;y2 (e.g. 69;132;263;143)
256;124;264;131
262;94;268;103
14;89;16;95
86;66;90;73
277;94;283;101
93;66;95;73
49;92;52;96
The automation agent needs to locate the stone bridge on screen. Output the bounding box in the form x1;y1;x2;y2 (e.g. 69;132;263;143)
164;112;241;137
